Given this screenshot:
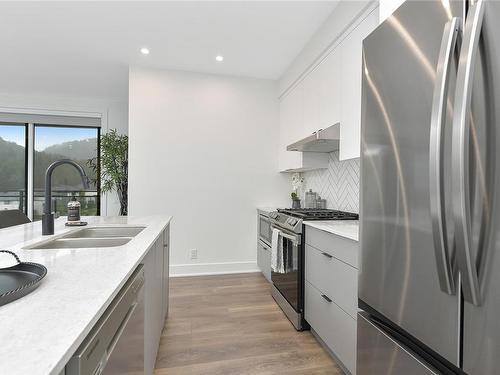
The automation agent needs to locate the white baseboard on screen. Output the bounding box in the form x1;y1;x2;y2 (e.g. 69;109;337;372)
170;261;259;277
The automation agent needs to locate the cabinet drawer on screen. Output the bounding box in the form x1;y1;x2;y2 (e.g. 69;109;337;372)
257;241;271;282
305;244;357;318
306;226;358;268
305;281;357;374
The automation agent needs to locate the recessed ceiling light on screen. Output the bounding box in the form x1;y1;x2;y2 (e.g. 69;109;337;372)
140;47;150;55
215;55;224;62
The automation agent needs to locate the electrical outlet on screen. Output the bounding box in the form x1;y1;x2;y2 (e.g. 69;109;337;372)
190;249;198;260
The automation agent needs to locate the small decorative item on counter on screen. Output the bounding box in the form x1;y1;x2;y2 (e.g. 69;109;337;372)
67;196;80;222
291;192;301;209
316;196;327;209
305;189;318;208
291;172;305;195
65;196;88;227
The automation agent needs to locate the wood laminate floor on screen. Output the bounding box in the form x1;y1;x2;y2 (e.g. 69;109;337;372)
154;273;343;375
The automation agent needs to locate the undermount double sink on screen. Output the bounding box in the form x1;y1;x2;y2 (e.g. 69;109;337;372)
25;226;146;250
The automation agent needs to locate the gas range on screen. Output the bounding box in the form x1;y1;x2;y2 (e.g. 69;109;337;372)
269;208;359;233
268;207;359;330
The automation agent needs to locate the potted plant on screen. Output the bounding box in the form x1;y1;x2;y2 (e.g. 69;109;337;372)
291;192;301;209
88;129;128;215
291;172;304;208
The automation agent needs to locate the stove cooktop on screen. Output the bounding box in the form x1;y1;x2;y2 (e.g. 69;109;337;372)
277;208;359;221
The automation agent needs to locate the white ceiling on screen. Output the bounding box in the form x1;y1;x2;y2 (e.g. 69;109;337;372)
0;1;338;100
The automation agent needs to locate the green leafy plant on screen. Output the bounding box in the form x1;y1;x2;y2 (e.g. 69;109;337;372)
291;192;299;201
88;129;128;215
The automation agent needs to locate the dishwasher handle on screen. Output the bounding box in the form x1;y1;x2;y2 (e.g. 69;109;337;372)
105;301;138;361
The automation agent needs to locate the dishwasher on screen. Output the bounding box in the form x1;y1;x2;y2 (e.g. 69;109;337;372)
66;265;145;375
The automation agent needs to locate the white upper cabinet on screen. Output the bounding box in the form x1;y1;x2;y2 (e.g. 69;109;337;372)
301;50;341;138
318;49;341;130
279;85;302;171
277;6;378;170
302;66;320;137
279;82;329;172
339;9;378;160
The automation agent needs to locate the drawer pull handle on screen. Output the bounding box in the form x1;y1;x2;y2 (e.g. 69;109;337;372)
321;294;332;303
321;252;333;259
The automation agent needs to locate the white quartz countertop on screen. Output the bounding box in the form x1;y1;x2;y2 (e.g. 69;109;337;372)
0;215;171;375
304;220;359;241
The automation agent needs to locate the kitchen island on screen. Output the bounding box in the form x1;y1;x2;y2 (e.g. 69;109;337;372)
0;215;171;375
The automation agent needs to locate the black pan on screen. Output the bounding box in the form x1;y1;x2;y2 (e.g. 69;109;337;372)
0;250;47;307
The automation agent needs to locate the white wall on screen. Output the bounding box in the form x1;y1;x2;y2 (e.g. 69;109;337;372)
129;67;289;276
0;91;128;216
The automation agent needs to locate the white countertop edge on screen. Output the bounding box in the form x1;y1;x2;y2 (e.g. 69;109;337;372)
304;220;359;242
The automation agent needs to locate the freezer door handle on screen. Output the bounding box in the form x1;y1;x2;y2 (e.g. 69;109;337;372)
452;0;485;306
429;17;461;295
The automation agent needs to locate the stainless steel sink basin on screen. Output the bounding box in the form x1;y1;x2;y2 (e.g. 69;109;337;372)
24;225;146;250
26;237;132;249
62;226;145;239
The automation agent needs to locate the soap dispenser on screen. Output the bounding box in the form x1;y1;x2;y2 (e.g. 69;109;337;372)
67;196;81;223
66;196;87;226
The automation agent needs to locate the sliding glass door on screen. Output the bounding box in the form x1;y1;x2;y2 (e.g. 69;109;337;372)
0;123;27;212
0;122;100;220
33;125;100;220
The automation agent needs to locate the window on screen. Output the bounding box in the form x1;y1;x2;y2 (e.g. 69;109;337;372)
0;119;100;220
33;125;100;220
0;123;27;212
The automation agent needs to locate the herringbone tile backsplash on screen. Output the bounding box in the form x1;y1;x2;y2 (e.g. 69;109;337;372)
302;151;360;213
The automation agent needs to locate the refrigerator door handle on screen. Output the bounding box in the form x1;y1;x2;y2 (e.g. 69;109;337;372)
452;0;485;306
429;17;461;295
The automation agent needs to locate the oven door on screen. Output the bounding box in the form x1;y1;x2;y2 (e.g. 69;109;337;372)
270;225;302;313
258;214;272;246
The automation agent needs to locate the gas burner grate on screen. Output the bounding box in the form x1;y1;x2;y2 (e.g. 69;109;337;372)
277;208;358;221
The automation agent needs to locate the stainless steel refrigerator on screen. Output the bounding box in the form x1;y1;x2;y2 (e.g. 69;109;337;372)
358;0;500;374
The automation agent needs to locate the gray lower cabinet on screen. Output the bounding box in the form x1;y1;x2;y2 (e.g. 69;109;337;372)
305;281;357;373
257;240;271;282
306;226;358;267
305;244;357;319
305;226;359;374
144;225;170;375
162;227;170;320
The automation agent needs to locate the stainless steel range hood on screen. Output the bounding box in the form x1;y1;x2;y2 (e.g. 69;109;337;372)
287;123;340;152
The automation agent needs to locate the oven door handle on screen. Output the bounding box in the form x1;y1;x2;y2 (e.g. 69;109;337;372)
272;225;300;245
279;231;299;245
